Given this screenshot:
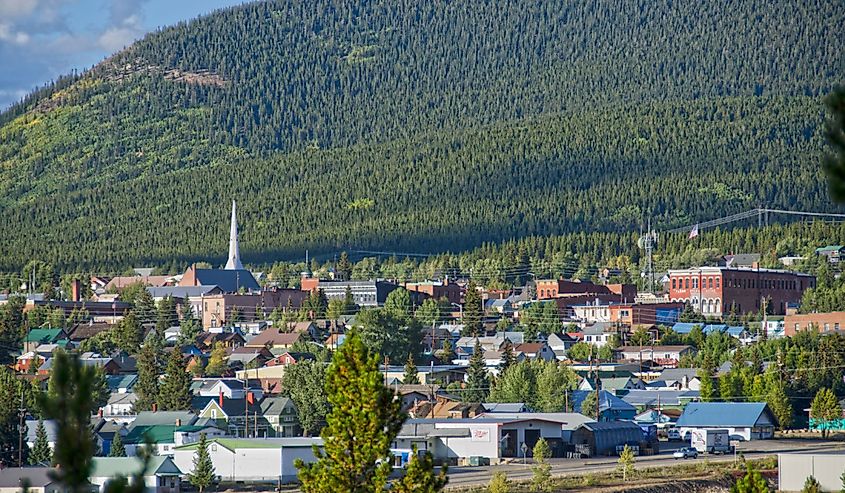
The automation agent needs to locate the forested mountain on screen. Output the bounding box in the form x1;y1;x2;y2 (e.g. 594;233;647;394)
0;0;842;271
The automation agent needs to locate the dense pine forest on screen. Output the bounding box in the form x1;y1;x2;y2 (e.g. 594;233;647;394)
0;0;843;271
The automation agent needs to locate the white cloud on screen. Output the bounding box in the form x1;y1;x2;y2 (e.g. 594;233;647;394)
97;25;141;51
0;23;31;45
0;0;39;18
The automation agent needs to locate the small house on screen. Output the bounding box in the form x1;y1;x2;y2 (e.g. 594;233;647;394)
89;457;182;493
676;402;776;441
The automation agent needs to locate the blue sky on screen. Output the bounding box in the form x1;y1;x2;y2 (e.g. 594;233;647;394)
0;0;247;110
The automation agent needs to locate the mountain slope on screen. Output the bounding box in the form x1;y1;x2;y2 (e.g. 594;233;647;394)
0;0;842;270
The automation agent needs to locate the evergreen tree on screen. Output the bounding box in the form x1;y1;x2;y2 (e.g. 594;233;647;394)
810;388;842;438
205;342;229;377
531;438;552;493
29;419;51;465
188;433;215;493
282;360;329;436
617;444;635;483
296;330;405;492
488;471;510;493
731;465;771;493
462;281;483;337
133;290;157;327
498;340;516;373
343;286;358;315
335;252;353;281
698;367;717;402
581;391;599;420
403;354;419;385
802;476;821;493
156;296;177;334
179;303;200;344
439;339;455;364
463;340;489;403
38;351;97;492
391;446;448;493
112;311;142;353
158;349;192;411
133;341;161;412
109;432;126;457
824;86;845;202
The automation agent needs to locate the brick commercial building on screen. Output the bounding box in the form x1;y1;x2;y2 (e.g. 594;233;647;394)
535;279;636;302
784;311;845;337
667;267;814;316
404;280;463;305
201;289;308;329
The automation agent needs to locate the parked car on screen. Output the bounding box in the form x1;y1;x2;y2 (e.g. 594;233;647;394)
673;447;698;460
667;429;681;441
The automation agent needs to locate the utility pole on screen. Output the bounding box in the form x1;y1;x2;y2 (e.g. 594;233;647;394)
17;391;25;467
760;296;768;341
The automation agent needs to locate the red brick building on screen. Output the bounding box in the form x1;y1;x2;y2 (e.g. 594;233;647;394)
667;267;814;316
404;280;463;305
536;279;636;301
784;311;845;336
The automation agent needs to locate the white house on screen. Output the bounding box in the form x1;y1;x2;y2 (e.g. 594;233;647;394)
89;457;182;493
172;437;322;483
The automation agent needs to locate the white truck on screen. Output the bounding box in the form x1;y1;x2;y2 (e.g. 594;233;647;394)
690;429;732;454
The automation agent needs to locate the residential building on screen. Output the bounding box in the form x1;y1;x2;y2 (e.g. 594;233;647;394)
654;368;702;391
0;468;61;493
89;457;182;493
173;437;322;483
259;396;300;437
784;311;845;336
676;402;776;441
513;342;556;361
570;390;637;421
815;245;845;263
244;329;308;350
547;333;578;360
104;275;173;292
580;323;618;347
667;266;814;316
616;345;696;368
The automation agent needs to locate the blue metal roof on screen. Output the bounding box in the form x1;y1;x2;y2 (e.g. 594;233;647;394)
671;323;699;334
725;326;745;337
571;390;636;413
676;402;771;427
702;324;727;333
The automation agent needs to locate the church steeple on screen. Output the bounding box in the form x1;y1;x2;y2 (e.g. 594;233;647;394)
225;200;244;270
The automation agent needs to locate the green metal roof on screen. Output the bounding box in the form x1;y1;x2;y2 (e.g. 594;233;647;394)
123;425;176;445
176;437;318;451
90;457;182;477
25;329;65;343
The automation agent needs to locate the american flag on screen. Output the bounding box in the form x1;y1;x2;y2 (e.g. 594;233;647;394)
688;223;699;239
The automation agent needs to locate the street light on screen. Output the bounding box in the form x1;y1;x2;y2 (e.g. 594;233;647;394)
450;303;463;321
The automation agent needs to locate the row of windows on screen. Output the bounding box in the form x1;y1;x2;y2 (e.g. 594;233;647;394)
796;322;842;332
672;275;805;291
672;277;721;290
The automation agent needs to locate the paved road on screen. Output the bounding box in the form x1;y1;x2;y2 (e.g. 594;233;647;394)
444;438;845;488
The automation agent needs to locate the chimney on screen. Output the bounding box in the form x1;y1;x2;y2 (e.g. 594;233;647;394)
71;279;81;302
98;408;103;418
175;418;181;427
219;390;224;408
152;403;158;412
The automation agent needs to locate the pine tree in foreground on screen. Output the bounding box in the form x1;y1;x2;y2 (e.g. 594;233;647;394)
730;465;771;493
296;330;405;492
391;446;448;493
531;438;552;493
188;433;216;493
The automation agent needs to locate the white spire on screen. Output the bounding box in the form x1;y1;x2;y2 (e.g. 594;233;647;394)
225;200;244;270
